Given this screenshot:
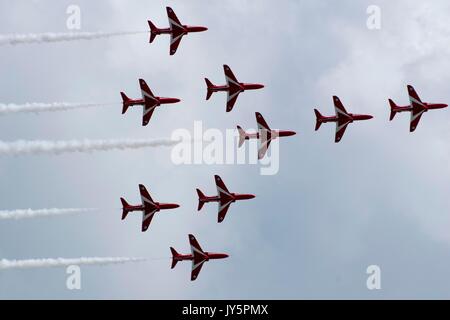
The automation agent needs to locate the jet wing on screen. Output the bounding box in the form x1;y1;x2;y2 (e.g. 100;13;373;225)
167;7;185;55
410;108;425;132
256;112;273;159
226;90;241;112
407;85;426;132
214;175;233;223
139;79;158;126
167;7;183;31
224;65;242;112
189;234;207;280
217;199;232;223
215;175;231;198
333;96;351;119
191;259;206;281
335;119;351;143
169;33;184;56
142;106;156;126
141;208;157;232
139;184;156;208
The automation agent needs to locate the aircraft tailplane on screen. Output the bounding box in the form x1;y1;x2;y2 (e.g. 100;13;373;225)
148;20;159;43
120;197;131;220
237;126;246;148
389;99;398;121
170;247;180;269
205;78;215;100
196;189;207;211
120;92;131;114
314;109;324;131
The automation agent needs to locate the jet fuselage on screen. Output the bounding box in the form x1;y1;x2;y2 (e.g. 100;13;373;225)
124;202;180;213
154;25;208;35
319;113;373;123
209;83;264;93
200;193;255;203
172;252;229;262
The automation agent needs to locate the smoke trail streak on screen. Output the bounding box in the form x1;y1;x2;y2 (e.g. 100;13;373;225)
0;257;146;270
0;138;178;156
0;208;96;220
0;103;118;115
0;31;147;46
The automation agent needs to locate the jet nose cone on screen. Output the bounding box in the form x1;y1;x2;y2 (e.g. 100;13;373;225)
174;98;181;103
201;27;208;32
368;115;374;120
249;194;256;199
288;131;297;136
257;84;265;89
174;204;180;208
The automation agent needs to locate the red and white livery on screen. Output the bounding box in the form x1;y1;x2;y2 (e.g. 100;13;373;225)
120;184;180;232
314;96;373;142
120;79;181;126
148;7;208;55
237;112;296;159
389;85;448;132
196;175;255;223
205;65;264;112
170;234;229;281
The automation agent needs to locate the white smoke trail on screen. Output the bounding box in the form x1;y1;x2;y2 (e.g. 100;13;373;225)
0;257;146;270
0;208;96;220
0;102;118;115
0;138;178;156
0;31;147;46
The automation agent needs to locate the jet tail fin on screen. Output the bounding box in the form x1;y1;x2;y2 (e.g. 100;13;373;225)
120;197;131;220
120;92;131;114
170;247;180;269
314;109;324;131
237;126;246;148
389;99;398;121
196;188;207;211
205;78;214;100
148;20;159;43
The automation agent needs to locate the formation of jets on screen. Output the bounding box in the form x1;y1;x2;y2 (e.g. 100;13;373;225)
120;177;244;280
117;7;448;281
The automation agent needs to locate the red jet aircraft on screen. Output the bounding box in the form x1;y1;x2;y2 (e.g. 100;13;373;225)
170;234;229;281
120;79;180;126
196;175;255;223
237;112;296;159
120;184;180;232
148;7;208;55
314;96;373;142
205;65;264;112
389;85;448;132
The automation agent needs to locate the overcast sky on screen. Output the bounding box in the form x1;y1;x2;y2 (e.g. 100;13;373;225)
1;0;450;299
